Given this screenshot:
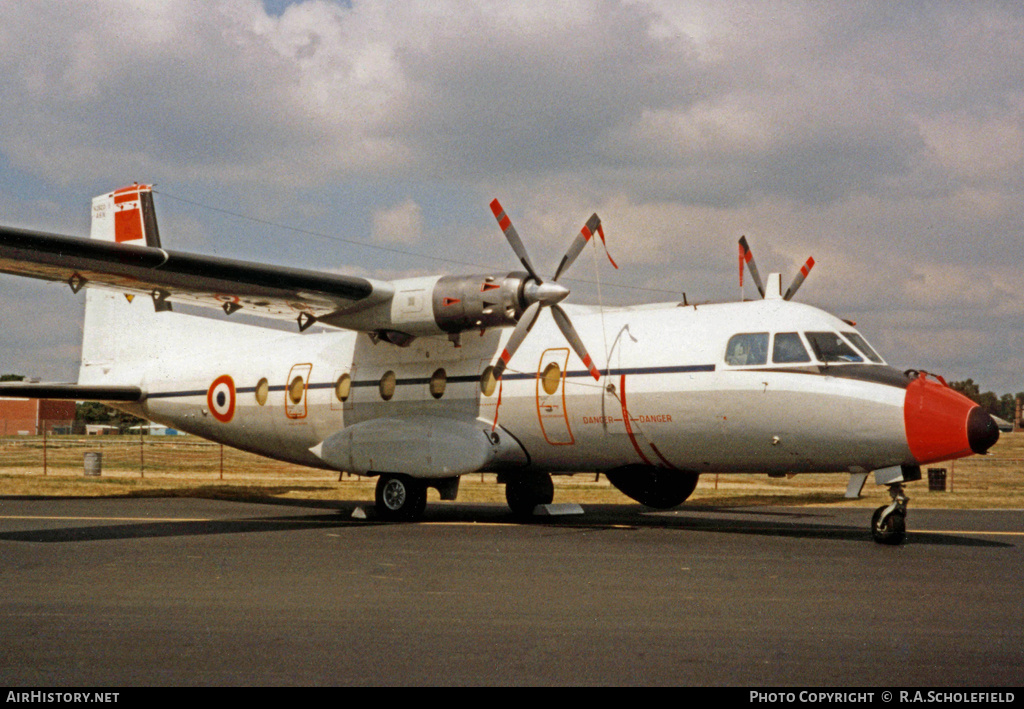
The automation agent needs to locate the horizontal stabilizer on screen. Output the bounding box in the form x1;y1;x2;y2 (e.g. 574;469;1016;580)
0;383;144;402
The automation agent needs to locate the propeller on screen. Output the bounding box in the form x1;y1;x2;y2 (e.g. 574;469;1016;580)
738;236;814;301
738;235;765;298
489;199;603;382
783;256;815;301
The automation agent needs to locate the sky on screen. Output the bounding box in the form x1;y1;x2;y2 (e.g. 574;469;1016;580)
0;0;1021;393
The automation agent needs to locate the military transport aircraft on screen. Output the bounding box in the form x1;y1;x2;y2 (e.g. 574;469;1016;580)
0;185;1001;544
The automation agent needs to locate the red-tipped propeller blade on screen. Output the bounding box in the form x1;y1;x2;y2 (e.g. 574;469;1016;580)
490;199;541;283
551;304;601;380
783;256;815;301
738;235;765;298
553;213;601;282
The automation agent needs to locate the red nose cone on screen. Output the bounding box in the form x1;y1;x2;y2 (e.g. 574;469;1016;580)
904;375;1000;464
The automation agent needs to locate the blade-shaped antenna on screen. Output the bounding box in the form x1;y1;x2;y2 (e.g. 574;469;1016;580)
551;304;601;380
783;256;815;301
490;199;541;283
553;213;601;282
492;301;542;381
738;235;765;298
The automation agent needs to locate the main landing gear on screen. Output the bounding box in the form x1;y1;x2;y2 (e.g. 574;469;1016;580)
871;483;909;545
375;473;427;521
504;472;554;516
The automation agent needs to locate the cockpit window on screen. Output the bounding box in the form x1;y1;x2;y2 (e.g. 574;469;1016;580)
842;332;884;364
772;332;811;363
725;333;769;366
805;331;863;363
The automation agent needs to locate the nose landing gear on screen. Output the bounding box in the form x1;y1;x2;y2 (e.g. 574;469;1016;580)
871;483;908;545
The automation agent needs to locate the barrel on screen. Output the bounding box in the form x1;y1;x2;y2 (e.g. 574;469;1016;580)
84;452;102;477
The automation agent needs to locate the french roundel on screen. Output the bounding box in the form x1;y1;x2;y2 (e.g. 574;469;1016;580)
207;375;236;423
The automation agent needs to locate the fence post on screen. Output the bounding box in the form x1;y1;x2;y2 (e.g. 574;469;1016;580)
139;427;145;479
42;424;47;476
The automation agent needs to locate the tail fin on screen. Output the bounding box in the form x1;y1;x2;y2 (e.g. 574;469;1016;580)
90;183;161;247
80;184;168;384
78;185;265;388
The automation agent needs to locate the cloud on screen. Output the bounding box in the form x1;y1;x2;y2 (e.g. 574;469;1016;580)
0;0;1021;392
371;198;423;244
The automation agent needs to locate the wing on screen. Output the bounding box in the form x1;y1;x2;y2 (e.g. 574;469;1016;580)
0;226;394;330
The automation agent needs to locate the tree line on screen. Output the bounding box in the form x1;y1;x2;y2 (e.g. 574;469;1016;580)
950;380;1022;424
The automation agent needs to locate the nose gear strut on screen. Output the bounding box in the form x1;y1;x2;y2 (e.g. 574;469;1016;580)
871;483;909;545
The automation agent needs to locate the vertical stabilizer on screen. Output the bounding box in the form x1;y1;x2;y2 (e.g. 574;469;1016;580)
81;184;168;385
91;184;161;247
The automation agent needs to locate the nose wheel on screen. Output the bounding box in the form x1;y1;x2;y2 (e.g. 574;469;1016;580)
871;483;908;545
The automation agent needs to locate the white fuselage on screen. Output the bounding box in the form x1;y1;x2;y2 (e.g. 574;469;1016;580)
96;294;916;478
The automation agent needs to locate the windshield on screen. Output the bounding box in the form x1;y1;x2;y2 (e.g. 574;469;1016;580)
842;332;884;364
805;331;863;363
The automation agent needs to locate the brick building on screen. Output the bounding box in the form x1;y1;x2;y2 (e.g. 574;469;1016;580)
0;398;77;435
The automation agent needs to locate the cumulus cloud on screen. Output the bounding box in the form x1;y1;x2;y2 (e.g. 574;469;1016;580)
0;0;1021;391
371;198;423;244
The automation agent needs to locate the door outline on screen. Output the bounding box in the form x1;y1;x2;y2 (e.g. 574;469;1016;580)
285;363;313;419
536;348;574;445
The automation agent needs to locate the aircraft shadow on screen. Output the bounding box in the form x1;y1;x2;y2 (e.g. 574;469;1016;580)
0;497;1010;548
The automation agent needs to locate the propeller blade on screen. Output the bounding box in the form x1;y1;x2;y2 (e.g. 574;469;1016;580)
738;236;765;298
551;304;601;381
492;301;542;381
553;213;601;282
783;256;815;301
490;199;541;283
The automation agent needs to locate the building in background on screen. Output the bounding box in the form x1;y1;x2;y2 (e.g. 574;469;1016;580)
0;398;77;435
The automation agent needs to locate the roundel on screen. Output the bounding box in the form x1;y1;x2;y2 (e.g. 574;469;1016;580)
207;375;236;423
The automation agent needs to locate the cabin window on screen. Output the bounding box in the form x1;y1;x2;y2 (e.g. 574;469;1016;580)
842;332;883;364
288;375;306;405
335;373;352;402
429;368;447;399
772;332;811;364
254;378;269;406
379;371;397;401
725;333;769;366
805;332;863;363
541;362;562;395
480;366;498;397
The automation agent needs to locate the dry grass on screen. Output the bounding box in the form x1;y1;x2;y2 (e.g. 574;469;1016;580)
1;432;1021;509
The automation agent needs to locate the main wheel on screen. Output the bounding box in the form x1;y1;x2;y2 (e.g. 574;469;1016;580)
871;505;906;545
505;473;555;516
375;474;427;521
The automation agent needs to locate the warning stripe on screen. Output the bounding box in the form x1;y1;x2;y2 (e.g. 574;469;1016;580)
619;374;653;466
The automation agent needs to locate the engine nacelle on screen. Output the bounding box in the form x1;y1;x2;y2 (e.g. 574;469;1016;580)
380;272;528;340
605;465;700;509
431;272;526;333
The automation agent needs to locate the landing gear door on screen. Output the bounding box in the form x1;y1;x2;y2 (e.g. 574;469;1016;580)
537;348;574;445
286;363;312;419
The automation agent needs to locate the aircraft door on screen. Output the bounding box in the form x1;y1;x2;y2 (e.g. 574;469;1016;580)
536;348;574;445
285;363;312;419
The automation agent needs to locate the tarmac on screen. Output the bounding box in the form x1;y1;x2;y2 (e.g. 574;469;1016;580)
1;496;1022;686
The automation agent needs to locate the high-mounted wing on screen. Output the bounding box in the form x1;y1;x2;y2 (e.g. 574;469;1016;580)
0;185;393;332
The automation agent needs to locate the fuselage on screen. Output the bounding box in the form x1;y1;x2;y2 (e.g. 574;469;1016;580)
102;295;992;479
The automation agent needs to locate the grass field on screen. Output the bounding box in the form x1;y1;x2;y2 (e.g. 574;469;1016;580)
1;431;1022;509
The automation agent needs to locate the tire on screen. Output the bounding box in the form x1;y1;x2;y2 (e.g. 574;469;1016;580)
505;473;554;516
375;474;427;521
871;505;906;545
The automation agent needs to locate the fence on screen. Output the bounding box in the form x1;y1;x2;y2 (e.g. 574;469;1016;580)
0;426;333;480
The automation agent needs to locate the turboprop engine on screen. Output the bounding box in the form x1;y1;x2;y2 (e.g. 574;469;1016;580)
352;201;610;381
